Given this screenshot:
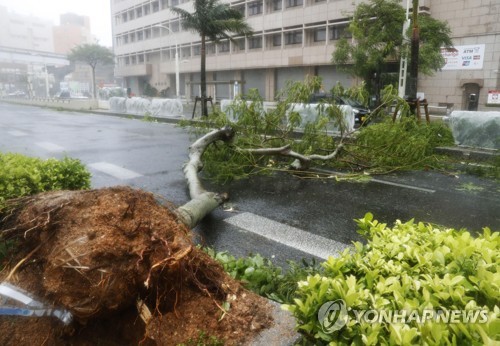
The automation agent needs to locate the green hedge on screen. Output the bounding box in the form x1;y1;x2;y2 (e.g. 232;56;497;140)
0;153;91;210
283;214;499;345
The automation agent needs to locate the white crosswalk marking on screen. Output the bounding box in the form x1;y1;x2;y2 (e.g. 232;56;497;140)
89;162;143;180
8;130;28;137
224;212;351;259
35;141;65;152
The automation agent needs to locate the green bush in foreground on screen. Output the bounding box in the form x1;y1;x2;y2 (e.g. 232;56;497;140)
0;153;91;211
206;248;321;304
284;213;499;345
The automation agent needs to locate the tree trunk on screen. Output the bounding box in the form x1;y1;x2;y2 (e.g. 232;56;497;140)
175;126;235;228
200;34;208;117
91;65;97;99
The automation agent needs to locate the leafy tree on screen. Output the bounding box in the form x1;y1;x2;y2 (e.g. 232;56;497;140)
171;0;252;117
332;0;452;104
67;44;114;99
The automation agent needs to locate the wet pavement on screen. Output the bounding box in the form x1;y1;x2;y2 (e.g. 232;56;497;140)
1;101;498;266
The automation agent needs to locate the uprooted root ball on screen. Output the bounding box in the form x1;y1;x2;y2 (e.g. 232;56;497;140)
0;186;272;345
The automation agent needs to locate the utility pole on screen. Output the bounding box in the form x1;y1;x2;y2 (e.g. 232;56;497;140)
397;0;411;98
408;0;419;101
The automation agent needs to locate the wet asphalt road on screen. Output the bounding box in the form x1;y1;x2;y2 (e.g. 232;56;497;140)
1;102;498;266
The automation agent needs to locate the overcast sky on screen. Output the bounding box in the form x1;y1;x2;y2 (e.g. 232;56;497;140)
0;0;112;46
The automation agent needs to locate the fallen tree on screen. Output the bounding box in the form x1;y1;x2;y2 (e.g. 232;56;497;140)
0;127;285;345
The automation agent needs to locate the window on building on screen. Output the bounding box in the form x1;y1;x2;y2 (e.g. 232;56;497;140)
181;47;191;58
206;43;216;55
248;1;263;15
219;40;230;53
144;4;150;15
330;24;351;40
145;28;151;39
137;31;144;41
272;33;282;47
136;7;143;17
121;12;128;23
286;0;303;8
138;54;145;63
193;45;201;56
131;56;136;64
234;5;245;16
123;35;129;44
128;10;135;20
285;30;302;45
152;1;160;12
272;0;282;11
130;32;136;42
313;28;326;42
171;0;179;6
171;21;180;32
232;38;245;52
161;0;169;9
125;56;130;65
249;36;262;49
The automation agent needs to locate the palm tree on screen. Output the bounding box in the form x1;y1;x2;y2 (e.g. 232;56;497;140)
171;0;252;117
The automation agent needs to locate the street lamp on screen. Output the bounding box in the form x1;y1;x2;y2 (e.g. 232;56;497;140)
154;24;180;98
397;0;411;98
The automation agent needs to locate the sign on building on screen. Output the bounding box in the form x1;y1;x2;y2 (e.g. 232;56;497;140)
441;44;485;70
487;90;500;105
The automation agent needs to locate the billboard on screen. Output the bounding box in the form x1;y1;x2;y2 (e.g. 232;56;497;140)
441;44;485;70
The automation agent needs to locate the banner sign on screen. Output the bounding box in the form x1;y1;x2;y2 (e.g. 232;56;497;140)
441;44;485;70
487;90;500;105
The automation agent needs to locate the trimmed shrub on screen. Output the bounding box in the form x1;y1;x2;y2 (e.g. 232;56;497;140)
0;153;91;210
283;213;499;345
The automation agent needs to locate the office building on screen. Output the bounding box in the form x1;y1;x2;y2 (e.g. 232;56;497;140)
111;0;500;111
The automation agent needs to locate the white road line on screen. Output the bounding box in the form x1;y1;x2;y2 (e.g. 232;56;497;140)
313;168;436;193
224;212;350;259
35;141;65;152
89;162;143;180
371;178;436;193
8;130;28;137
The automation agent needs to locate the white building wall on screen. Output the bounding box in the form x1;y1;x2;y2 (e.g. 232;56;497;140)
110;0;500;110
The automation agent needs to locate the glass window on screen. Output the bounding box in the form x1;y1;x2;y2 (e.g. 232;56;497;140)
219;41;230;52
330;24;351;40
286;0;303;8
152;1;160;12
273;0;282;10
171;0;179;6
314;28;326;42
248;1;263;15
137;31;144;41
144;5;150;15
272;33;282;46
285;30;302;45
171;21;180;32
193;45;201;56
136;7;142;17
249;37;262;49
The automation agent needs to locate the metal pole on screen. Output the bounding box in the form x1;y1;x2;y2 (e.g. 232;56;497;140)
397;0;411;98
44;64;50;98
154;24;180;98
175;44;180;98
